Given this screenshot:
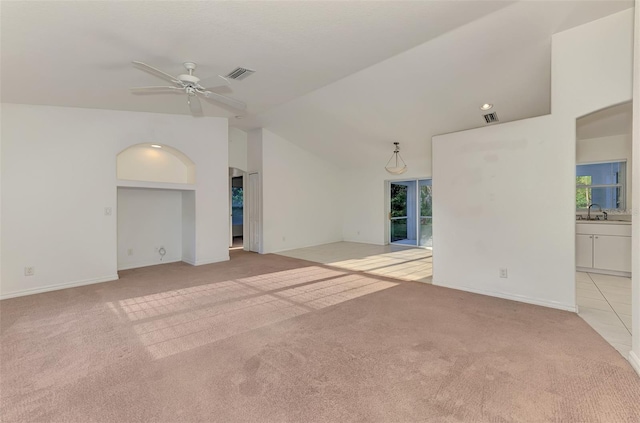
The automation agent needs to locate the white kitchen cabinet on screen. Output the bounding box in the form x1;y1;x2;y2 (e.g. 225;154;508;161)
576;222;632;275
593;235;632;272
576;234;594;268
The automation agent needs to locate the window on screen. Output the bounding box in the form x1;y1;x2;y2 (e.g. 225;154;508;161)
232;186;243;225
576;161;626;210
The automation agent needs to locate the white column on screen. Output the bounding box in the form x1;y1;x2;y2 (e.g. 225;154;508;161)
630;0;640;375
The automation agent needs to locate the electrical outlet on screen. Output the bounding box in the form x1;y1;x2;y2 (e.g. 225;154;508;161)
282;236;286;242
357;230;360;235
24;266;35;276
127;248;133;256
104;207;112;216
499;268;508;278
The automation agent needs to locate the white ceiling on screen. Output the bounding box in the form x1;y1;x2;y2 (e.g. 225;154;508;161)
1;1;633;168
1;1;514;116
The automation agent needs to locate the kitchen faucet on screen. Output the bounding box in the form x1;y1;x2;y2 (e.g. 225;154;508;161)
588;203;602;220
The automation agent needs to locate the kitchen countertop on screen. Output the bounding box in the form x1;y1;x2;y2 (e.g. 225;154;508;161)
576;220;632;225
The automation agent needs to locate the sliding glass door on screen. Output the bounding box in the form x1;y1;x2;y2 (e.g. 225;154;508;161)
389;178;432;248
390;181;416;244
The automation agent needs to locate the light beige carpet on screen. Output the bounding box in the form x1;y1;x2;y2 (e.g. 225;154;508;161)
1;251;639;422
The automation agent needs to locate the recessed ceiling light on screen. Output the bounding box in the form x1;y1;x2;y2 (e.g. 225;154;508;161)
150;144;162;148
480;103;493;111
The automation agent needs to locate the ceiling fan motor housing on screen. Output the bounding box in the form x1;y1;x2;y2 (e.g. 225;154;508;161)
178;74;200;84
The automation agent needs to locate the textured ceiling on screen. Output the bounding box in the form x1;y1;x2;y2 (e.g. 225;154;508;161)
1;0;513;117
1;1;633;168
251;1;633;167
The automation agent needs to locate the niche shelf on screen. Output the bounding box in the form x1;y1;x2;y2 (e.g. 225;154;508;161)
116;179;195;191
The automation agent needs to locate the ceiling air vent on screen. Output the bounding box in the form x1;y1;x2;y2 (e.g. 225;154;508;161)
225;67;255;80
483;112;499;124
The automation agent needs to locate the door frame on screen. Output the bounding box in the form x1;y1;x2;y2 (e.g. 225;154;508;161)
385;177;432;248
229;168;246;249
246;172;262;253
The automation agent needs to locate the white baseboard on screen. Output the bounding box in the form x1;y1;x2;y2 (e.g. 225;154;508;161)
182;255;230;266
342;238;385;246
0;274;120;300
268;239;345;255
433;281;576;312
629;351;640;377
118;258;182;271
576;267;631;278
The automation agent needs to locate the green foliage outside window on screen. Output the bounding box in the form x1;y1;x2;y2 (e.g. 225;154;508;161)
420;186;432;216
576;176;591;209
232;187;243;207
390;185;407;217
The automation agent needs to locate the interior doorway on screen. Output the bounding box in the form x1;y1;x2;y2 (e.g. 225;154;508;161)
388;178;432;248
229;168;245;250
574;102;633;358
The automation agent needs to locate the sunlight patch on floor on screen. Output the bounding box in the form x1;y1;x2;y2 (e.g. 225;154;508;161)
107;266;397;359
113;280;260;321
277;242;432;283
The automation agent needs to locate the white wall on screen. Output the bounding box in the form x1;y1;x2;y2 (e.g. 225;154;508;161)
552;11;634;119
577;134;633;210
433;115;575;310
181;191;196;265
117;188;183;270
247;129;263;175
432;9;634;312
1;104;228;299
261;129;343;253
117;145;195;184
229;127;248;172
629;0;640;375
342;156;431;245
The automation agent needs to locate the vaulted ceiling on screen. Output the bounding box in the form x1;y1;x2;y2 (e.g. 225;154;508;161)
1;1;633;168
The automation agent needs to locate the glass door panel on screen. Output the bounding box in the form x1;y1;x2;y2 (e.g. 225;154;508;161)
390;181;417;245
418;179;433;248
390;218;408;242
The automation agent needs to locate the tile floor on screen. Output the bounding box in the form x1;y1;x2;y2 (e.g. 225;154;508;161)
577;271;632;357
277;242;432;283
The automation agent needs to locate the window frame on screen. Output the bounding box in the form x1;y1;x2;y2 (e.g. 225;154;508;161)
576;160;626;211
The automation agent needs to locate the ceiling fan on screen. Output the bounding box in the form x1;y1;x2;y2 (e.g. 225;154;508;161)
130;61;247;116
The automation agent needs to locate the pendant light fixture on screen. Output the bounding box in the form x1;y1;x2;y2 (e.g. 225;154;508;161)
385;142;407;175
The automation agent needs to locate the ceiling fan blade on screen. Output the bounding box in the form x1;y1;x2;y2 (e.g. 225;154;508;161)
188;95;203;116
130;86;182;93
197;75;230;90
132;61;179;84
200;90;246;111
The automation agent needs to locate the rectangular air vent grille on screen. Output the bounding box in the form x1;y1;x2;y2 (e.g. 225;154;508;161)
225;67;255;80
483;112;499;124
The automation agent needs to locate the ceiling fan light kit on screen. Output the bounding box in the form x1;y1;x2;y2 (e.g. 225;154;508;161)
130;61;247;116
385;142;408;175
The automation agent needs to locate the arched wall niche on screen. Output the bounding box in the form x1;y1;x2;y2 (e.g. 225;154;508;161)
117;143;196;184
